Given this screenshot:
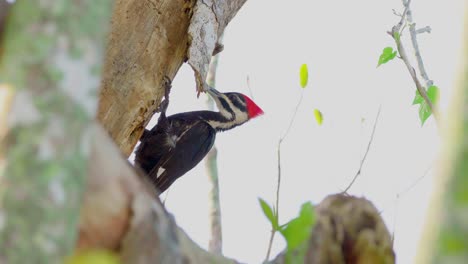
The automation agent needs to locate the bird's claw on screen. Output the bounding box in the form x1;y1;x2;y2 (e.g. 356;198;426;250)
156;99;169;114
163;76;172;99
156;76;172;114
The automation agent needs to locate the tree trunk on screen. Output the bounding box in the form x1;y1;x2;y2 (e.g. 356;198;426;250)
416;14;468;264
0;1;113;262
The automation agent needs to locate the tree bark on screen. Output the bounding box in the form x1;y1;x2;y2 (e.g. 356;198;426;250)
416;13;468;264
0;1;113;263
269;195;395;264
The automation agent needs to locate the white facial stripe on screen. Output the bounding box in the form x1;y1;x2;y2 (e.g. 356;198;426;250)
207;111;248;130
214;94;233;119
157;167;166;178
208;93;249;130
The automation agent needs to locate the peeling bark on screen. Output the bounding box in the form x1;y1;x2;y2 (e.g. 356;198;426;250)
188;0;246;93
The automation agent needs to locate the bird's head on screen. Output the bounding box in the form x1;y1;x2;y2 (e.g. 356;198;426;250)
206;86;264;130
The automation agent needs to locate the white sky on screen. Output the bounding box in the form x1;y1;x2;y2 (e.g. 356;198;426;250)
130;0;466;263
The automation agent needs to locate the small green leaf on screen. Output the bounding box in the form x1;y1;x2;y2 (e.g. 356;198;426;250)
393;31;401;42
279;202;315;251
377;47;397;67
313;109;323;125
412;90;424;105
414;85;440;126
418;101;431;125
427;85;440;105
259;198;279;230
299;64;308;88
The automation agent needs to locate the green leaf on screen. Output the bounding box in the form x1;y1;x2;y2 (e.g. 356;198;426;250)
414;85;440;125
299;64;308;88
418;100;432;125
412;90;424;105
393;31;401;42
259;198;279;230
377;47;397;67
279;202;315;251
427;85;440;105
313;109;323;125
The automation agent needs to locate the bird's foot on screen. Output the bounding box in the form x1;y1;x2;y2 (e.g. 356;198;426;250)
156;76;172;114
163;76;172;100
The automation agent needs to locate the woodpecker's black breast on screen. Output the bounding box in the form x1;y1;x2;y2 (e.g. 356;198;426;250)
134;115;216;193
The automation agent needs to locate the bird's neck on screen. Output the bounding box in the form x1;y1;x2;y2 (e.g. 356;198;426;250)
190;110;248;132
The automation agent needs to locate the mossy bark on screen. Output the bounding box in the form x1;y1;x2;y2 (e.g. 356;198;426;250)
0;1;113;263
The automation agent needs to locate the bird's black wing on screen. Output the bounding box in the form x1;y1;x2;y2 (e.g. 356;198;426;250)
134;127;168;174
149;120;216;193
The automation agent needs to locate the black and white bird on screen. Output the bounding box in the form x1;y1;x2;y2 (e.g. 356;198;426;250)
134;81;263;193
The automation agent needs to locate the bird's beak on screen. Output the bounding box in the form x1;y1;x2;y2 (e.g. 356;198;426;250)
206;86;221;98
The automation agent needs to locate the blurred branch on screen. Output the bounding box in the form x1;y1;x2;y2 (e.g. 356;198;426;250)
246;75;255;99
0;1;113;262
341;106;381;193
416;14;468;263
205;36;223;254
0;0;11;58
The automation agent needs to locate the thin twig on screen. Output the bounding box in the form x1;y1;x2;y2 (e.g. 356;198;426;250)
397;162;433;197
402;0;433;88
246;75;255;100
389;161;432;246
265;89;305;262
415;26;431;35
341;106;381;193
391;196;398;246
282;91;305;141
264;140;282;262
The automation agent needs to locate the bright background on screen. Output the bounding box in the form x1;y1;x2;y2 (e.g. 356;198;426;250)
130;1;466;263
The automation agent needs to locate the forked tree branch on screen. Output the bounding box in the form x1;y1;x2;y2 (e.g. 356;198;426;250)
389;0;441;126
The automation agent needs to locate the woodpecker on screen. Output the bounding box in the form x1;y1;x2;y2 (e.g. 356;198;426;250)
134;79;264;193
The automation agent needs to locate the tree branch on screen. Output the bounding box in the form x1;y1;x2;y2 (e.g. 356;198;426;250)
341;106;381;193
389;0;441;126
265;90;305;261
403;0;433;88
205;37;223;254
